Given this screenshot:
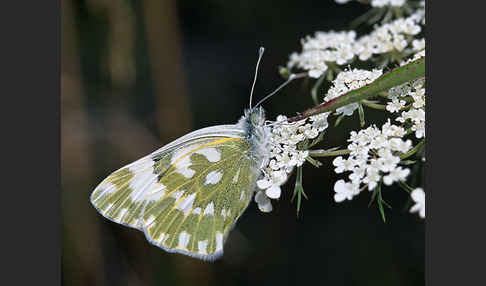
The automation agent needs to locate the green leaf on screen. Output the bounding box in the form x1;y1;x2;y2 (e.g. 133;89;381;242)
398;181;414;194
400;139;425;160
291;166;307;215
308;130;326;148
305;156;323;168
334;114;346;127
358;103;365;128
376;182;391;223
311;74;326;106
368;185;378;208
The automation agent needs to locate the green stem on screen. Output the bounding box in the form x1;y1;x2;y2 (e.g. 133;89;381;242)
400;139;425;160
398;181;414;194
311;74;326;106
287;57;425;123
309;149;351;157
362;100;387;110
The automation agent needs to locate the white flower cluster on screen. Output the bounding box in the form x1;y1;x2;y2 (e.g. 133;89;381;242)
388;77;425;138
286;31;357;78
335;0;407;7
409;187;425;218
324;68;383;116
354;15;422;61
410;1;425;25
332;120;412;202
255;113;330;212
286;4;425;76
412;38;425;52
370;0;407;7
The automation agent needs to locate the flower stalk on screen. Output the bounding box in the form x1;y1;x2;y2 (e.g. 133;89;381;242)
287;57;425;123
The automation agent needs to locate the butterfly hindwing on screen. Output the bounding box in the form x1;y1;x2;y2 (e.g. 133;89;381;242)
141;136;258;260
91;135;259;260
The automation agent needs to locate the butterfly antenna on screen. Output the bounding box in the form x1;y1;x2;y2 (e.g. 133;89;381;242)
249;47;265;108
254;73;297;108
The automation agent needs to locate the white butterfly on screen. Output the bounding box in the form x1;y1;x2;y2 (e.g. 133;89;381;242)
90;47;294;260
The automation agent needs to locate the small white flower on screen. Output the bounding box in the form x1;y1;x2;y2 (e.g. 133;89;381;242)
255;191;273;213
324;69;383;117
287;30;357;76
409;188;425;218
269;159;280;170
309;69;326;78
386;98;406;113
302;125;319;139
388;138;412;153
382;121;406;137
289;133;306;145
363;168;381;190
354;15;422;60
369;134;389;149
333;156;356;173
294;151;309;167
334;180;360;202
412;38;425;51
276;115;288;122
309;113;329;131
383;167;410;185
275;152;293;168
335;103;359;116
348;142;370;157
256;170;287;199
349;166;366;184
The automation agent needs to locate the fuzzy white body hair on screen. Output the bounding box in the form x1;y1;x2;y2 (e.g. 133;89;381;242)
236;107;273;170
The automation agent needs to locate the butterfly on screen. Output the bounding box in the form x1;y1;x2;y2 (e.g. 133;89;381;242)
90;48;297;260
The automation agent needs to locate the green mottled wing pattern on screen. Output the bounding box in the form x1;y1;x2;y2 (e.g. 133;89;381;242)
90;154;158;229
90;136;258;260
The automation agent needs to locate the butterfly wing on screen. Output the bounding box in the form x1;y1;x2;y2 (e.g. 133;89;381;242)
90;133;260;260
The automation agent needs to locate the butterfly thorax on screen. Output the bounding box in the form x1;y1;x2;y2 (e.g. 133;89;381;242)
237;107;272;170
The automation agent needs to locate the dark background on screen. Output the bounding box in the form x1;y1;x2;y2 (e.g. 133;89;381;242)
61;0;424;285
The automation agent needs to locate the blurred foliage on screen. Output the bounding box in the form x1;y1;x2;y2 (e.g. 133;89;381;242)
61;0;424;285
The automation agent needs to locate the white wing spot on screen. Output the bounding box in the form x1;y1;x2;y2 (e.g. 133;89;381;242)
178;167;196;179
215;232;223;252
117;208;128;222
221;208;227;218
198;240;208;254
171;146;197;179
195;147;221;162
203;202;215;216
95;181;117;201
128;160;158;202
240;191;245;201
105;203;114;212
205;171;223;185
146;183;166;202
176;193;196;215
232;169;240;183
171;190;185;201
145;215;156;226
192;207;201;215
178;231;191;249
171;146;195;164
157;233;167;243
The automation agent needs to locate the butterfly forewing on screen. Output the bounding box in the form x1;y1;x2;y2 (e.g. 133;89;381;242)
142;136;258;260
90;135;259;260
